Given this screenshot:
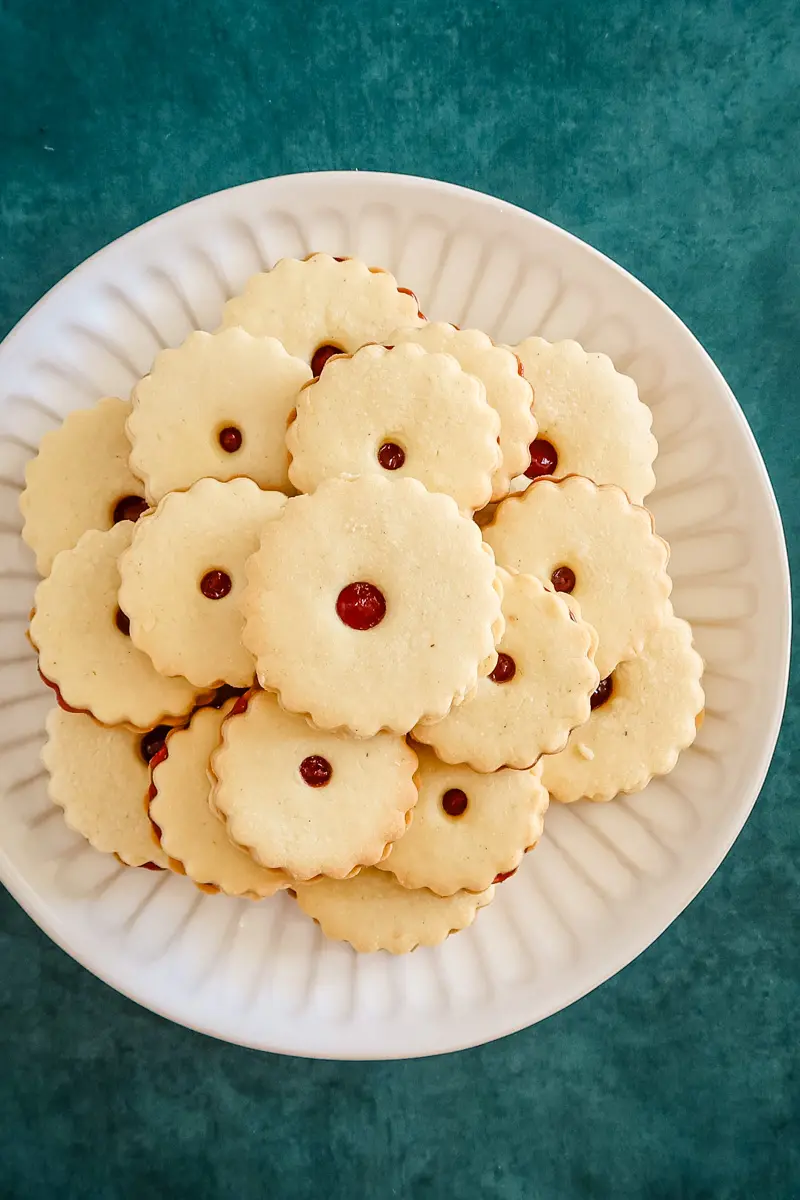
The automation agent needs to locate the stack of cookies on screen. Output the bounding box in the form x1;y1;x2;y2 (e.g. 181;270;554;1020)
21;252;704;955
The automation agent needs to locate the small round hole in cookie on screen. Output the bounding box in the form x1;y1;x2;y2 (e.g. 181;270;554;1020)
441;788;468;817
200;569;232;600
112;494;148;525
525;438;558;481
218;424;243;454
489;652;516;684
310;343;343;377
336;582;386;630
377;441;406;471
299;755;333;788
590;675;614;710
550;566;576;594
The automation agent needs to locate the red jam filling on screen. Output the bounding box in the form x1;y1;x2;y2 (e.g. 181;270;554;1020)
299;755;333;787
493;868;518;884
489;652;516;684
140;727;170;766
200;569;232;600
441;788;468;817
396;286;426;320
590;676;614;710
218;426;242;453
336;582;386;631
550;566;576;594
524;439;558;480
377;442;405;471
115;608;131;636
311;344;343;377
112;495;148;524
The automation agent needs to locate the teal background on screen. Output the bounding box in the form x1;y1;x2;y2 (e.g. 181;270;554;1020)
1;1;798;1196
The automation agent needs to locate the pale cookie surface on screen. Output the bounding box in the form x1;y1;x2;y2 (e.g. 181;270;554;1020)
514;337;657;505
541;611;705;803
42;707;169;868
293;868;495;954
30;523;201;729
413;569;599;771
127;329;311;503
242;475;504;737
219;253;425;362
484;475;671;678
149;701;288;898
118;478;286;689
287;342;501;513
389;324;536;500
21;397;147;576
210;690;418;881
378;747;549;895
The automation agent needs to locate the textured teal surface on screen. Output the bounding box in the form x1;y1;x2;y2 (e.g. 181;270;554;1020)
1;1;798;1196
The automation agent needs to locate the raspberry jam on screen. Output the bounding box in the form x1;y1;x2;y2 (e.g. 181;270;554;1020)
336;582;386;630
489;652;516;683
524;439;558;480
550;566;576;594
377;442;405;471
311;344;343;377
441;788;468;817
218;426;242;453
140;726;170;765
493;868;518;884
299;755;333;787
590;676;614;710
200;570;232;600
115;608;131;636
112;495;148;524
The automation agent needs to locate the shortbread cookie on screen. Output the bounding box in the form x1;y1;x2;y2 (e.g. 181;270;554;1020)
127;329;311;503
293;868;495;954
389;324;536;500
378;747;549;895
413;569;599;771
220;253;425;369
149;701;288;897
242;475;504;737
30;524;202;729
541;612;705;803
287;342;501;513
210;690;418;881
484;476;671;678
21;397;147;576
514;338;657;505
118;478;286;689
42;707;169;868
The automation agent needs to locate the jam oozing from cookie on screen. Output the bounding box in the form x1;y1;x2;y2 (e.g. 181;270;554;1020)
200;569;232;600
550;566;576;594
515;355;525;377
489;652;516;683
524;439;558;480
396;286;426;319
140;726;170;765
115;608;131;636
218;426;242;453
112;495;148;525
377;442;405;471
311;344;343;377
211;684;248;709
299;755;333;787
441;788;468;817
493;868;518;884
336;582;386;630
590;675;614;710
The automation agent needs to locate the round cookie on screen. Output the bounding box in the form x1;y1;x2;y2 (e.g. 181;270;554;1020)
242;475;505;737
42;706;169;868
149;700;288;898
30;523;202;729
413;569;599;771
378;747;549;896
389;323;536;500
484;475;671;678
292;868;495;954
118;478;286;689
513;338;657;505
219;253;425;367
287;342;501;513
210;690;419;882
127;329;311;504
21;397;147;576
541;612;705;803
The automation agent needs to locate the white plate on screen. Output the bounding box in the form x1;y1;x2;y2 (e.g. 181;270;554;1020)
0;172;790;1059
